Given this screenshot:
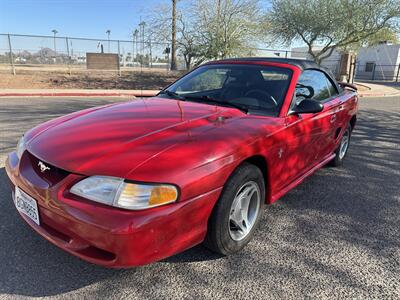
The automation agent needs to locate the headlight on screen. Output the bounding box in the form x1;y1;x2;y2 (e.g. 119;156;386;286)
70;176;178;210
16;136;26;159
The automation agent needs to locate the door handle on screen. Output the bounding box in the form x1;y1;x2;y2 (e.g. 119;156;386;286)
330;114;337;123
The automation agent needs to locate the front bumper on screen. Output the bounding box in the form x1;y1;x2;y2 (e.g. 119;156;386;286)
5;152;221;268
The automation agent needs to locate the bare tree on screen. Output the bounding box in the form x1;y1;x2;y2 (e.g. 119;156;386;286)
147;1;202;69
176;15;203;68
147;0;265;69
267;0;400;64
194;0;265;60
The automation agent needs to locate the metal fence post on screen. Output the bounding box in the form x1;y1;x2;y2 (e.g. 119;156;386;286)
167;44;170;72
65;37;71;75
7;34;16;75
396;63;400;82
351;60;357;84
117;40;121;76
149;40;152;68
371;63;376;81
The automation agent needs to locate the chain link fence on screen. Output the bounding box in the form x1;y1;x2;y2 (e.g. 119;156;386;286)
0;33;344;77
0;33;171;75
4;33;397;84
354;62;400;81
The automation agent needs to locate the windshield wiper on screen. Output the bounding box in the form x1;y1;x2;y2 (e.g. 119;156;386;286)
159;90;186;101
183;95;248;114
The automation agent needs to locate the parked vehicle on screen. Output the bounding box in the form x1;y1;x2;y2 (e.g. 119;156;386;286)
5;58;358;268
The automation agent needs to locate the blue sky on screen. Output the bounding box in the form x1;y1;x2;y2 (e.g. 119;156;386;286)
0;0;288;53
0;0;167;40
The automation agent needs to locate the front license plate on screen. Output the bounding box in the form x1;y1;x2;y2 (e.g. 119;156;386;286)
14;187;40;225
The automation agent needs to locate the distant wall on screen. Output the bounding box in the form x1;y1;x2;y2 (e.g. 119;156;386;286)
355;44;400;80
86;53;119;70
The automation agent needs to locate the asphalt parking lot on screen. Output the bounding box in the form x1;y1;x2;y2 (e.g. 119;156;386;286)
0;96;399;299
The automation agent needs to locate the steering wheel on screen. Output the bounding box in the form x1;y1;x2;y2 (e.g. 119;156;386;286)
244;89;278;107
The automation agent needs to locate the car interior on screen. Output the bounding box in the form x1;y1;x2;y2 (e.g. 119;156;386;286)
173;67;292;115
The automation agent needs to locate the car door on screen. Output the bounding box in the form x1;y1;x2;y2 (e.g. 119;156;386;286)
278;69;339;188
305;70;343;159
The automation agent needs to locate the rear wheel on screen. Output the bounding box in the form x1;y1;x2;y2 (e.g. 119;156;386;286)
204;163;265;255
330;124;352;167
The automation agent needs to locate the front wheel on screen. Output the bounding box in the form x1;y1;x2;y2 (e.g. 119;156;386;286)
330;124;352;167
204;163;265;255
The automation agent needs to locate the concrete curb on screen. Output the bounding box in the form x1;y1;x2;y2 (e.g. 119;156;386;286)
359;92;400;98
354;83;371;90
0;90;160;98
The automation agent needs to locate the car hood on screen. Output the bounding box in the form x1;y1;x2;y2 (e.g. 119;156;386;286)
26;97;246;178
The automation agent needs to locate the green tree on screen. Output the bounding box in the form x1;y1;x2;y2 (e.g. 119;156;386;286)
361;28;399;47
267;0;400;64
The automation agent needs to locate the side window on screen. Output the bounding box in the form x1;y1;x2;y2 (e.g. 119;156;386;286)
325;76;338;97
296;70;331;102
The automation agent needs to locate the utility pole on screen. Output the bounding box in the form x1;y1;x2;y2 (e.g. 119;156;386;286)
106;29;111;53
51;29;58;53
170;0;177;70
216;0;222;58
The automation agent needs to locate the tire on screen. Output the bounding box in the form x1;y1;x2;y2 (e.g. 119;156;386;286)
330;124;352;167
204;162;265;255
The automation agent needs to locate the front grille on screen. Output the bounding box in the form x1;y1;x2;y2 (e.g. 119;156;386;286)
26;151;70;186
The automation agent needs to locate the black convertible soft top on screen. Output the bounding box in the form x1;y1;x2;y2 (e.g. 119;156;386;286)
208;57;341;92
210;57;321;70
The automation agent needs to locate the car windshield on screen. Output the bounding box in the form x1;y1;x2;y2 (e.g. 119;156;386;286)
159;64;292;115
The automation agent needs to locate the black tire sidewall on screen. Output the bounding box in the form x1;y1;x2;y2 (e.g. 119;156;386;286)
206;163;265;255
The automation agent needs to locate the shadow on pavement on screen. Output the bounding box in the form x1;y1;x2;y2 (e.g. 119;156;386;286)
0;99;399;298
0;168;125;296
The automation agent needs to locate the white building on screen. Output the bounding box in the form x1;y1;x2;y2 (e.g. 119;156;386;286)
290;46;342;76
355;43;400;81
290;43;400;81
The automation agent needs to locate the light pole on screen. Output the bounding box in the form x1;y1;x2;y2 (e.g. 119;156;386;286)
51;29;58;53
106;29;111;53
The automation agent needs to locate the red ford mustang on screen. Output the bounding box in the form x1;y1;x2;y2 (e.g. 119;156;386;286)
5;58;358;267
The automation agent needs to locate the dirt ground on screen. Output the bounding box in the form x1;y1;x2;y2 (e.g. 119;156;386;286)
0;65;374;92
0;68;183;90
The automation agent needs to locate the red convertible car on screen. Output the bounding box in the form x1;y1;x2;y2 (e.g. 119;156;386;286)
5;58;358;267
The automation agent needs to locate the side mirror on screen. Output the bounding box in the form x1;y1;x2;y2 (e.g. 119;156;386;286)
289;99;324;115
